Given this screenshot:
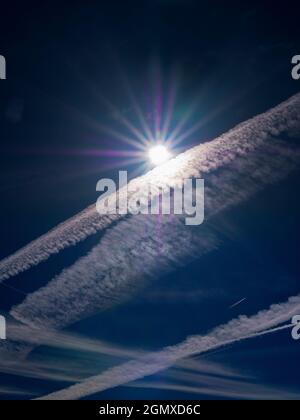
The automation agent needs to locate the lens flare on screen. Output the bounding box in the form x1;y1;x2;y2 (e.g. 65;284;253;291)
148;144;171;166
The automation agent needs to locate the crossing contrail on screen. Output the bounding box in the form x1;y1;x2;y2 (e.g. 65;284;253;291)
37;293;300;400
7;93;300;331
0;93;299;284
0;93;298;379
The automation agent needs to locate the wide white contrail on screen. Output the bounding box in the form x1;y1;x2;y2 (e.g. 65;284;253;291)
0;93;299;283
10;217;219;329
0;93;299;362
38;294;300;400
0;94;298;398
9;94;300;330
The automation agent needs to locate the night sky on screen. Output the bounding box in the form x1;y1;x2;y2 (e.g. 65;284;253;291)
0;0;300;400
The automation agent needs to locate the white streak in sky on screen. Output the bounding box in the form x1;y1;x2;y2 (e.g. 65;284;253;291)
11;219;219;328
37;294;300;400
128;361;300;400
0;95;299;399
9;93;300;330
229;297;247;309
0;93;299;282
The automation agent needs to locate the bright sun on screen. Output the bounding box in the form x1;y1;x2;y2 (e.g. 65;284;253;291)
148;144;171;166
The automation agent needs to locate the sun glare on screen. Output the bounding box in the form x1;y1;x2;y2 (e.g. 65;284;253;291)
148;144;171;166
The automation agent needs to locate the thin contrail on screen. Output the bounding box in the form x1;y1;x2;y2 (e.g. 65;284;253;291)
0;93;298;377
0;93;299;283
229;298;247;309
37;293;299;400
11;142;299;330
9;94;300;331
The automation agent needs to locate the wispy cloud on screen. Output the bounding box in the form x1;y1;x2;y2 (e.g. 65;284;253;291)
129;354;300;400
128;376;300;400
37;294;300;399
0;386;37;397
0;320;142;383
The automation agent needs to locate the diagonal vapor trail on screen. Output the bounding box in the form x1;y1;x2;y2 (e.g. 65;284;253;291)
0;93;299;283
0;93;299;375
229;298;247;309
10;145;300;328
37;294;300;400
4;92;300;333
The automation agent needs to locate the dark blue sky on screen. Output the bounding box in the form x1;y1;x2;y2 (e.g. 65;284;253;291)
0;0;300;400
1;1;299;258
